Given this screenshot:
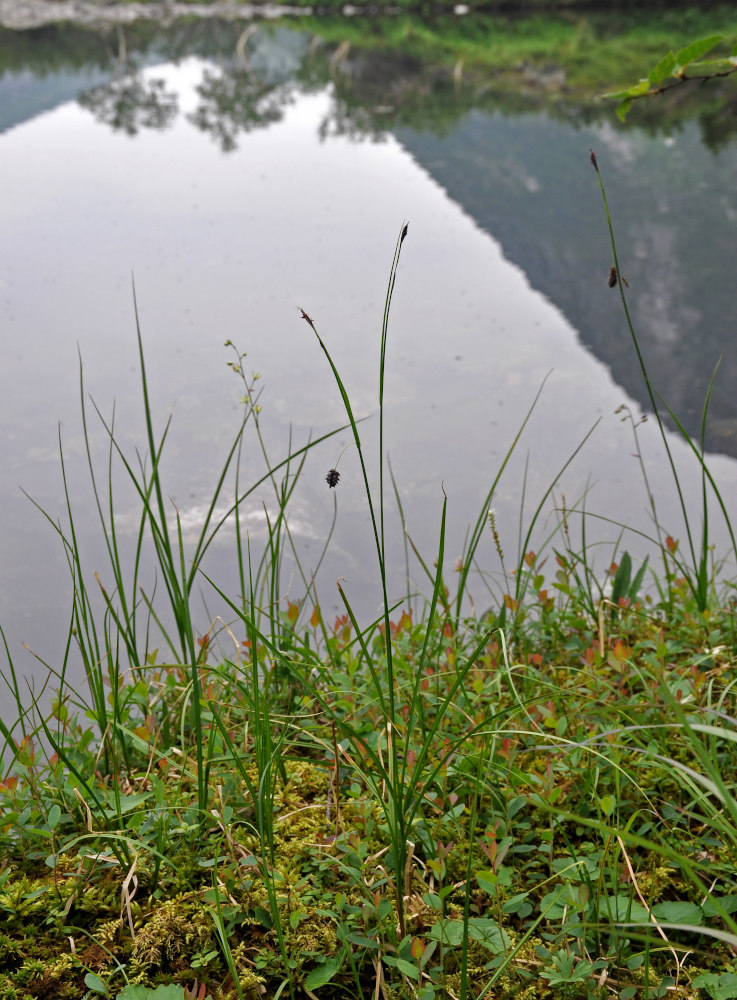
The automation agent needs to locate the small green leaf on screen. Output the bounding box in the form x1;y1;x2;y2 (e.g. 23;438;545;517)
629;556;649;600
503;892;531;916
616;97;633;122
102;791;150;818
23;887;48;902
476;869;497;894
382;955;419;980
611;552;632;603
688;57;737;75
692;972;737;1000
598;895;649;922
116;988;186;1000
507;796;526;819
304;952;344;991
442;802;465;821
468;918;511;953
630;78;653;97
539;884;582;920
675;35;723;71
651;901;703;925
47;804;61;829
423;891;442;912
427;918;509;954
648;51;676;84
703;895;737;918
254;906;272;928
346;931;379;950
84;972;106;995
599;794;616;816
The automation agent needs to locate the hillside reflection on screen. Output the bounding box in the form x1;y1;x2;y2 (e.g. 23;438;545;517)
3;12;737;454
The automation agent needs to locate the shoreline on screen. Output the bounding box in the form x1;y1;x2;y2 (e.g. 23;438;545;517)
0;1;312;30
0;0;712;32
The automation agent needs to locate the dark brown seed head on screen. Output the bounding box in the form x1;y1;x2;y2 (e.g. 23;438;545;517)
590;149;599;172
608;266;618;288
326;469;340;488
400;223;409;244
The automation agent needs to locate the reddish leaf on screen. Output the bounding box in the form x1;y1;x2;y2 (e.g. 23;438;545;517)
611;640;632;662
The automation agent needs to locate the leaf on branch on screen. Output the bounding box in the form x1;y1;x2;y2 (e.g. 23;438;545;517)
615;97;632;122
674;35;724;73
688;56;737;75
648;51;676;85
603;34;735;121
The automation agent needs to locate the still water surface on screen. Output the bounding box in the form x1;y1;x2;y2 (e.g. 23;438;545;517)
2;18;736;710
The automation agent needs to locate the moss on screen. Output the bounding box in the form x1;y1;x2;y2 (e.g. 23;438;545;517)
232;960;268;1000
24;954;82;1000
0;934;22;965
0;873;54;921
130;894;214;972
289;914;338;964
90;916;128;953
11;962;44;988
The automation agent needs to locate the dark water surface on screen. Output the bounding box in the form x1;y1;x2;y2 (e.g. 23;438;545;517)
2;10;737;715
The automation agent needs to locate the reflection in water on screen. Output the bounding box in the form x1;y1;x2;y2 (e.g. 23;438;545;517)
188;67;291;151
1;12;737;704
395;111;737;455
51;18;737;455
78;75;178;134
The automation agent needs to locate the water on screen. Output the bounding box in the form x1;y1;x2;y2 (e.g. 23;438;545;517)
2;13;736;715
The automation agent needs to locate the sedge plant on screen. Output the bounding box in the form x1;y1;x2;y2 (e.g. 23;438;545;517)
2;184;737;998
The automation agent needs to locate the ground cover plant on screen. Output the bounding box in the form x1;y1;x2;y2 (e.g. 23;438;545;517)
2;158;737;1000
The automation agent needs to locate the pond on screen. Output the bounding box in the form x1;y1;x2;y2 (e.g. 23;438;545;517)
2;5;737;713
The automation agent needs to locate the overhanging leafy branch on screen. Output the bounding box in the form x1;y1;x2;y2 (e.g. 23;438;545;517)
604;34;737;121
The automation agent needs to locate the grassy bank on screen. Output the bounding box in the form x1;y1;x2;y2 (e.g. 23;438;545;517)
1;160;737;1000
72;0;737;9
296;6;737;90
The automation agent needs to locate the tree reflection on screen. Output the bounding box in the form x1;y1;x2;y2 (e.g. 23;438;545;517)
187;66;292;152
6;14;737;453
78;74;178;135
315;47;465;143
62;17;737;154
698;87;737;153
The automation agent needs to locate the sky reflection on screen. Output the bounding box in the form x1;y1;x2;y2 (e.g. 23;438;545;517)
2;57;736;705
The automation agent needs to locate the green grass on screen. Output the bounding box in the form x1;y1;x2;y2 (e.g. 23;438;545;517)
1;162;737;1000
294;6;737;95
